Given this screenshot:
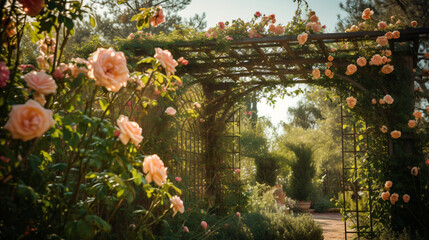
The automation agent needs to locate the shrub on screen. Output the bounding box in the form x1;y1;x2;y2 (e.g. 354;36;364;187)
314;197;334;212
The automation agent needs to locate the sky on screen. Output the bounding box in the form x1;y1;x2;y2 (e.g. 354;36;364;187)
179;0;345;125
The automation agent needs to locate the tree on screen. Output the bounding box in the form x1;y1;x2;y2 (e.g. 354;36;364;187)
287;100;323;129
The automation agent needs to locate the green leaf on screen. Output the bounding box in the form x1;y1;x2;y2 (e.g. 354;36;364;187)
89;15;96;28
99;99;109;115
40;150;53;163
131;168;142;186
137;57;155;65
91;215;111;232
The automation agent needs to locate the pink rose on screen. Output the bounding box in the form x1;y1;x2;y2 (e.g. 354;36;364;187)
142;154;167;186
0;62;10;88
236;212;241;218
254;11;261;17
411;166;418;176
312;68;320;79
346;96;357;109
24;71;57;95
201;221;208;230
425;159;429;166
381;64;394;74
413;111;422;119
376;36;388;46
411;21;417;27
88;48;129;92
184;226;189;233
218;21;225;30
383;94;394;104
165;107;176;116
385;181;393;188
372;98;377;104
170;195;185;217
69;58;89;78
385;31;393;40
381;192;390;201
403;194;410;203
36;55;49;70
378;21;387;30
392;30;400;39
5;99;55;141
116;115;143;146
390;193;399;204
128;33;135;40
154;48;178;76
370;54;383;66
193;102;201;109
52;68;64;79
390;130;401;139
18;0;45;16
297;33;308;45
307;22;321;33
356;57;367;67
151;6;165;27
346;64;357;75
408;120;416;128
175;176;182;182
380;125;388;133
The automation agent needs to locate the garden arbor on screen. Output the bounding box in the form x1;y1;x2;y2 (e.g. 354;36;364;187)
132;27;429;238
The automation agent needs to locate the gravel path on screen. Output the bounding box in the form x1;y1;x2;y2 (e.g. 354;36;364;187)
312;212;354;240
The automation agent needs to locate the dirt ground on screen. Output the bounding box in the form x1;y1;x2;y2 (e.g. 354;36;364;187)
312;212;356;240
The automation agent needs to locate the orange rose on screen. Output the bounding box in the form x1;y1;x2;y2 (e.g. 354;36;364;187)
24;71;57;95
390;193;399;205
116;115;143;146
346;96;357;108
385;181;393;188
390;130;401;139
151;6;165;27
170;195;185;217
328;55;334;62
88;48;129;92
297;33;308;45
142;154;167;186
356;57;367;67
376;36;388;46
413;111;422;119
327;62;333;68
410;21;417;27
381;125;388;133
392;30;400;39
154;48;178;76
346;64;357;75
378;21;387;30
383;94;394;104
5;99;55;141
370;54;383;66
381;64;394;74
403;194;410;203
325;69;331;77
372;98;377;104
381;192;390;201
385;31;393;40
379;99;386;104
411;167;418;176
312;68;320;79
408;120;416;128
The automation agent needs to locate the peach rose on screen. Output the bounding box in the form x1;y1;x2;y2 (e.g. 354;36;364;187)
170;195;185;217
346;64;357;75
384;50;392;57
24;71;57;95
390;193;399;205
68;58;89;78
410;21;417;27
312;68;320;79
307;22;321;33
165;107;176;116
379;99;385;104
381;192;390;201
18;0;45;16
385;181;393;188
328;72;334;79
381;125;388;133
381;56;388;64
142;154;167;186
392;30;400;39
383;94;394;104
88;48;129;92
36;55;49;70
33;92;46;106
390;130;401;139
381;64;394;74
372;98;377;104
310;14;318;22
154;48;178;76
328;55;334;62
403;194;410;203
378;21;387;30
297;33;308;45
116;115;143;146
356;57;367;67
193;102;201;109
413;111;422;119
370;54;383;66
362;8;373;20
327;62;333;68
376;36;388;46
411;166;418;176
346;96;357;109
385;31;393;40
408;120;416;128
4;99;55;141
325;69;332;76
151;6;165;27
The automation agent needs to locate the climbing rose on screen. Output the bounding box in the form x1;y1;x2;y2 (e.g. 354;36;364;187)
116;115;143;146
325;69;331;77
24;71;57;95
370;54;383;65
151;6;165;27
4;99;55;141
33;92;46;106
88;48;129;92
193;102;201;109
312;68;320;79
154;48;178;76
381;64;394;74
390;130;401;139
378;21;387;29
392;30;400;39
403;194;410;203
413;111;422;119
327;62;333;68
142;154;167;186
346;96;357;109
0;62;10;88
165;107;176;116
69;57;89;78
175;176;182;182
376;36;388;46
362;8;373;20
201;221;208;230
381;192;390;201
411;167;418;176
297;33;308;45
254;11;261;17
408;120;416;128
310;14;318;22
381;56;388;64
356;57;367;67
307;22;321;32
18;0;45;16
411;21;417;27
385;181;393;188
184;226;189;233
390;193;399;205
218;21;225;30
170;195;185;217
328;55;334;62
380;125;388;133
236;212;241;218
346;64;357;75
372;98;377;104
383;94;394;104
385;31;393;40
379;99;385;104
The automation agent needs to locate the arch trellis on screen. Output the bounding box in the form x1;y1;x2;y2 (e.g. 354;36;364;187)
132;27;429;237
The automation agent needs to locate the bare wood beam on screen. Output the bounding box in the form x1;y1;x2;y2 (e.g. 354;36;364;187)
251;43;286;81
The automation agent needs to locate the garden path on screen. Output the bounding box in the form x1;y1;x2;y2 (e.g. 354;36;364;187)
312;212;355;240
